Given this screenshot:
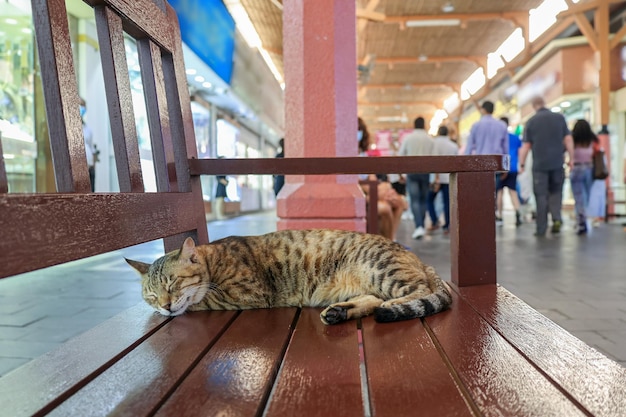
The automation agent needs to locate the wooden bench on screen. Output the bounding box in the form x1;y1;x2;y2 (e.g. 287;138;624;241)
0;0;625;415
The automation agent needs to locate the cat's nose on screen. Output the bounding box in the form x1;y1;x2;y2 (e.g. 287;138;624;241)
161;303;171;311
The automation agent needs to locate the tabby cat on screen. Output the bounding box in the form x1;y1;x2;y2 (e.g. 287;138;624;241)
126;229;452;324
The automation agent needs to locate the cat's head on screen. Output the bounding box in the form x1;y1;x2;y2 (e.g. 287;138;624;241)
126;237;208;316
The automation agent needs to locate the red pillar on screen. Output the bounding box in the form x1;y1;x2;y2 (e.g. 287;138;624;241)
277;0;366;232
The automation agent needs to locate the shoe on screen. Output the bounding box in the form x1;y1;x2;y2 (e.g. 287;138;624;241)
515;211;522;227
495;217;503;227
577;223;587;235
534;232;546;237
551;220;562;234
427;224;440;232
412;226;425;239
442;227;449;235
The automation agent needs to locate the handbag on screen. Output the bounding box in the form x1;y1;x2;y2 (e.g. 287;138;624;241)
592;149;609;180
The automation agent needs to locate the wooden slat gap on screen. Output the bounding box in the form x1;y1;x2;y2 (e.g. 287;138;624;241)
356;319;373;417
261;308;302;417
421;317;484;417
451;285;595;417
40;316;174;417
148;311;243;416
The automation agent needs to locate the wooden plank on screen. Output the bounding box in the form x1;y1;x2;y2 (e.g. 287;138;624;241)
31;0;91;193
46;311;238;417
95;5;144;192
425;288;589;416
361;316;474;417
0;132;8;193
154;308;298;417
84;0;175;52
458;284;626;417
0;303;169;417
450;171;496;286
263;309;364;417
137;38;176;192
0;192;200;278
188;155;508;176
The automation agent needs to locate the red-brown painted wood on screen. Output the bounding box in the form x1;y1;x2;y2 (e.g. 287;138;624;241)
361;316;474;417
0;135;8;193
450;171;496;286
137;37;176;192
0;192;199;278
0;303;168;417
84;0;175;51
189;154;508;176
46;311;238;417
263;309;364;417
31;0;91;193
154;308;298;417
457;284;626;417
425;288;589;416
95;5;144;192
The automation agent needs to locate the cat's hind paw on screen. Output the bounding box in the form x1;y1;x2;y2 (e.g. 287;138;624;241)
320;305;348;325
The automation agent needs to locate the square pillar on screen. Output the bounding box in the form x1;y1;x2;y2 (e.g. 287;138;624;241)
278;0;366;232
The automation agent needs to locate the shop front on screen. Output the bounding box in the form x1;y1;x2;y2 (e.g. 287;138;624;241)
514;37;626;214
0;1;36;192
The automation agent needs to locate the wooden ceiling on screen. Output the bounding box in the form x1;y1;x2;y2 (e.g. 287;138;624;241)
239;0;565;132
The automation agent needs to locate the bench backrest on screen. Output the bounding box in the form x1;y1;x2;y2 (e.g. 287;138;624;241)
0;0;208;279
0;0;507;288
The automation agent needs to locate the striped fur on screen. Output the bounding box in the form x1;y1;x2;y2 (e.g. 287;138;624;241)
126;229;452;324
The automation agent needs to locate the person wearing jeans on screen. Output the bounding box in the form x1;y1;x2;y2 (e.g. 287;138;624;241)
398;117;434;239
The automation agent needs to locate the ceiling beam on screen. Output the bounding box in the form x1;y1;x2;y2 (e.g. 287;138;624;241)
358;101;440;108
384;11;530;26
375;55;482;65
361;83;453;90
558;0;623;18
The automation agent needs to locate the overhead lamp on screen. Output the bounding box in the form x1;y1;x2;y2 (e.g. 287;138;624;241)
441;2;455;13
418;54;428;62
405;19;461;28
560;101;571;108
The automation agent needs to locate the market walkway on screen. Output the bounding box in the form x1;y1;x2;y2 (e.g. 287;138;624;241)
0;210;624;377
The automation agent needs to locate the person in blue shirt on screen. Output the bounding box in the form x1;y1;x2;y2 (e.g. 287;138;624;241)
464;101;508;156
496;117;523;227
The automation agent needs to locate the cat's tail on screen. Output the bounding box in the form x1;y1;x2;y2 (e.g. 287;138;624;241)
373;268;453;323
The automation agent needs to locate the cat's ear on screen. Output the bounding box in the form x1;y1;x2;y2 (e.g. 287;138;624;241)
125;258;150;275
180;237;197;262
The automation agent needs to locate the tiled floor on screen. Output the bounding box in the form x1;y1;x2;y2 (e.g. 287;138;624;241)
0;210;624;377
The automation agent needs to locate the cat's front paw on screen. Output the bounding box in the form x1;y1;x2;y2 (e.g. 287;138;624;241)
320;305;348;325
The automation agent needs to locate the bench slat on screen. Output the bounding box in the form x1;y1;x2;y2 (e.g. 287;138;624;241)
95;5;145;192
154;308;297;416
31;0;91;193
46;311;238;417
263;309;364;417
0;134;8;193
189;155;508;176
457;284;626;417
0;303;168;417
361;316;474;416
0;192;200;278
425;288;589;416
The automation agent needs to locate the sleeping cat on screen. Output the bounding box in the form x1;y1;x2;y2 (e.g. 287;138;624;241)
126;229;452;324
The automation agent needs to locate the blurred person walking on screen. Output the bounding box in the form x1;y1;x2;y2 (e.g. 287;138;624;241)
427;125;458;234
519;97;574;237
398;116;434;239
569;119;597;234
496;117;523;227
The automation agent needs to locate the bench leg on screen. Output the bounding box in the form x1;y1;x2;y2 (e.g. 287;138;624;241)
449;172;496;286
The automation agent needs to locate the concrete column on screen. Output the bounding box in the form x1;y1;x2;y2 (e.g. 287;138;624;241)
278;0;366;231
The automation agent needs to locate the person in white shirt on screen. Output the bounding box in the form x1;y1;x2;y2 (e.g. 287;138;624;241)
426;125;458;234
398;116;434;239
